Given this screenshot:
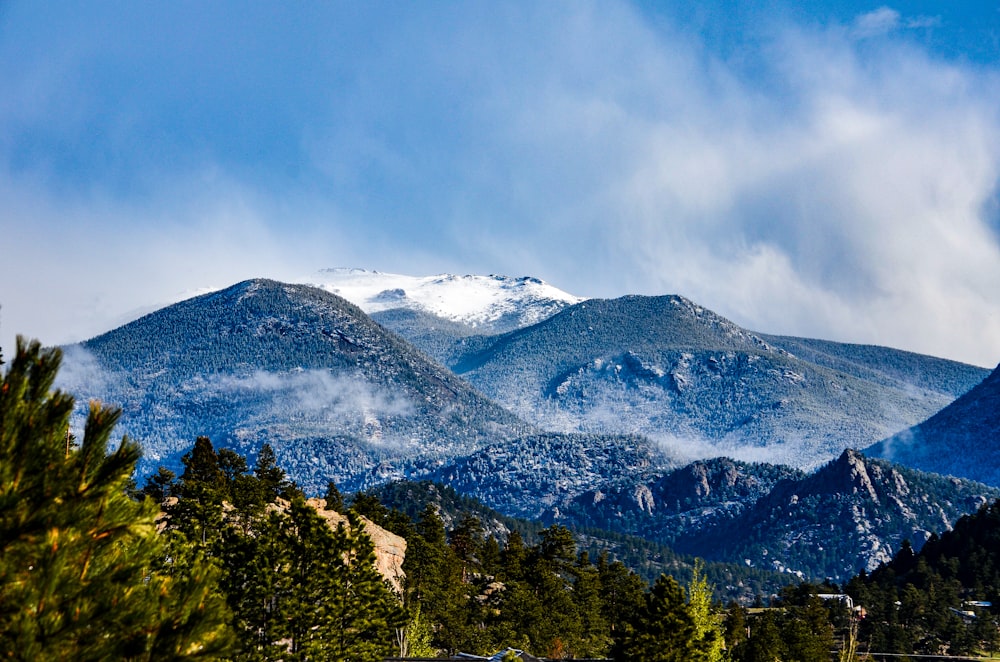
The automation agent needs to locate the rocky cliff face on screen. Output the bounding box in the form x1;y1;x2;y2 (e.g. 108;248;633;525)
542;450;1000;581
308;498;406;593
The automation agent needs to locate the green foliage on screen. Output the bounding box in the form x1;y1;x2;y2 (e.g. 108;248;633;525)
323;479;344;512
0;337;233;660
687;559;724;662
141;466;176;502
613;574;699;661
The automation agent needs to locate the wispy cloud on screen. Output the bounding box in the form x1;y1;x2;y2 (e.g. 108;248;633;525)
852;7;901;39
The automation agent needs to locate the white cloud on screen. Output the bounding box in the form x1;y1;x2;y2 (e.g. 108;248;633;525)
453;4;1000;366
852;7;901;39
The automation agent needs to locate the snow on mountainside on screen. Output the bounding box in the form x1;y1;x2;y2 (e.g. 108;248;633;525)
303;268;584;333
446;295;989;469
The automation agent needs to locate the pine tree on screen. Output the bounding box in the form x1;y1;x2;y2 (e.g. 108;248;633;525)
613;574;699;662
735;610;785;662
571;552;611;656
323;479;344;512
254;443;289;501
0;337;233;660
723;601;749;652
169;436;226;548
283;500;404;661
596;553;645;649
141;466;177;503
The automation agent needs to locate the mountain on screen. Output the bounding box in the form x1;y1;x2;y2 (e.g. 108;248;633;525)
444;295;988;469
47;274;998;592
689;450;999;580
544;450;999;582
304;268;583;334
56;279;533;491
864;363;1000;486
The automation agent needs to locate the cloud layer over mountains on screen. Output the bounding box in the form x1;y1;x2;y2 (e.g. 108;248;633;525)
2;2;1000;366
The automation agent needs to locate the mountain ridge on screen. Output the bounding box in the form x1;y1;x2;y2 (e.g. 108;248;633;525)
543;449;1000;581
442;294;987;468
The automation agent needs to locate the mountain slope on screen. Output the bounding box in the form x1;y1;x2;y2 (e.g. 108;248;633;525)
422;432;676;519
446;295;987;468
864;363;1000;486
56;279;533;491
545;457;804;546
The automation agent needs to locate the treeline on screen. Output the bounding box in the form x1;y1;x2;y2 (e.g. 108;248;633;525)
845;500;1000;657
147;436;405;660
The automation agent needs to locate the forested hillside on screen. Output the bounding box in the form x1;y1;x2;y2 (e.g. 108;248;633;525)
847;499;1000;657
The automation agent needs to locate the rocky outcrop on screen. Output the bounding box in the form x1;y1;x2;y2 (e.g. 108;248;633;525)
307;498;406;593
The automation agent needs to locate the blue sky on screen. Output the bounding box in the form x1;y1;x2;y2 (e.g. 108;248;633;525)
2;1;1000;367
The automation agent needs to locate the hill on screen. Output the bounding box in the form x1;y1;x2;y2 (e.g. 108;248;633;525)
542;450;1000;581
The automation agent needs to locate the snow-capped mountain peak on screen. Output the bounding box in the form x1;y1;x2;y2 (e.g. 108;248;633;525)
303;268;584;333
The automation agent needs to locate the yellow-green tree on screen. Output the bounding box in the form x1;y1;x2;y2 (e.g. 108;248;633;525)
687;559;724;662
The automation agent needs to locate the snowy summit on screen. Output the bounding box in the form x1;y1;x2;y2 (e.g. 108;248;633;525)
304;268;584;333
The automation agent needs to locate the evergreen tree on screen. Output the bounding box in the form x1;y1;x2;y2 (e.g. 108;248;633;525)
597;552;645;648
323;479;344;512
501;530;528;583
734;610;785;662
219;485;405;660
723;601;749;652
0;337;233;660
217;447;249;491
571;552;611;655
170;436;226;548
784;595;835;662
253;443;289;501
141;465;177;503
613;574;699;661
